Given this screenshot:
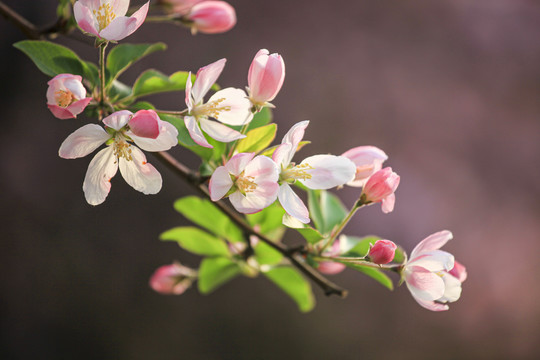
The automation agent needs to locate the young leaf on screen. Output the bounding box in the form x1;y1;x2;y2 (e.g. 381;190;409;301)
253;242;283;265
248;107;273;130
160;226;230;257
198;257;241;294
108;80;132;101
345;263;394;290
307;190;324;232
14;40;95;84
282;213;324;244
173;196;244;243
132;70;189;98
263;267;315;312
307;190;348;235
129;101;156;111
246;202;285;237
106;43;166;85
341;235;381;257
235;124;277;154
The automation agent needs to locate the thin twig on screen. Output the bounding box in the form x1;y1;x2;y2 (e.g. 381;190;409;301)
0;1;41;39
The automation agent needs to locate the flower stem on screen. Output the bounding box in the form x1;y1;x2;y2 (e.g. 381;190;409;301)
313;255;402;273
319;202;365;254
98;41;108;119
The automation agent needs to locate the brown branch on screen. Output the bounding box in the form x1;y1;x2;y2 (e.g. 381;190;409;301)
154;151;348;298
0;2;41;39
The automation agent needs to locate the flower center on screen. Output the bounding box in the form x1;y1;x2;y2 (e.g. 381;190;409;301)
281;163;313;182
93;3;116;31
55;90;76;107
195;98;231;119
236;174;257;195
113;140;133;161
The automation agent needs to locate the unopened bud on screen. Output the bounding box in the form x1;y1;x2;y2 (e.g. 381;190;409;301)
367;240;397;264
149;263;196;295
248;49;286;107
185;1;236;34
360;167;400;213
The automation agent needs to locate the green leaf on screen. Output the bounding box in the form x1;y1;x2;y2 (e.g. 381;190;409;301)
246;202;285;236
109;80;132;101
393;246;406;264
282;213;324;244
173;196;244;243
198;257;241;294
160;227;230;257
253;242;283;265
345;263;394;290
341;235;381;257
235;124;277;154
132;69;189;98
307;190;348;235
129;101;156;111
106;43;166;85
307;190;324;232
183;135;226;163
260;141;310;157
14;40;96;85
264;267;315;312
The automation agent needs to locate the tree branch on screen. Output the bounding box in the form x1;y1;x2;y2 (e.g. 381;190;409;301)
0;2;41;39
153;151;348;298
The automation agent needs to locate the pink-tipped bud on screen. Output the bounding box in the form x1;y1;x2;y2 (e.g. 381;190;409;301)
46;74;92;119
185;1;236;34
149;263;196;295
361;167;400;213
129;110;160;139
367;240;397;264
248;49;286;107
341;146;388;187
448;260;467;283
158;0;203;15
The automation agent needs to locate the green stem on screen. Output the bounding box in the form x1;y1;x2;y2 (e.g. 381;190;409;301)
99;41;108;117
155;109;188;116
227;123;250;159
145;15;178;23
313;255;402;273
319;202;365;254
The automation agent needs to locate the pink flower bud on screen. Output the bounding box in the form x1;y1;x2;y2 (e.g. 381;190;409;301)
341;146;388;187
185;1;236;34
149;263;196;295
367;240;397;264
129;110;160;139
361;167;400;213
448;260;467;283
46;74;92;119
248;49;286;106
158;0;203;15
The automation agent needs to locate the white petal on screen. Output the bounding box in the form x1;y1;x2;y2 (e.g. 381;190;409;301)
83;147;118;205
209;166;233;201
110;0;130;17
99;15;137;41
224;152;255;176
282;120;309;147
184;115;212;148
298;155;356;189
207;88;254;126
119;146;162;194
59;124;110;159
272;143;294;168
244;155;279;183
278;183;310;223
439;272;463;303
185;72;193;110
192;58;226;105
410;230;453;259
130;120;178;152
103;110;132;130
73;1;99;36
413;297;449;312
404;266;446;301
199;118;246;143
229;180;278;214
409;250;455;272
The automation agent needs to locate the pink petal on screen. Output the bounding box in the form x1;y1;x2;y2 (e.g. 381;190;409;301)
224;152;255;176
110;0;130;16
410;230;453;260
448;260;468;283
413;297;449;312
409;250;455;272
244;155;279;182
248;49;269;95
207;87;253;126
318;261;346;275
248;50;285;104
282;120;309;147
66;97;92;117
99;16;138;41
59;124;111;159
278;183;310;224
381;193;396;213
405;265;446;301
192;58;226;105
272;143;293;168
103;110;132;130
129;110;160;139
229;180;279;214
187;1;236;34
130;120;178;152
83;147;119;205
73;1;99;36
209;166;233;201
185;72;193;110
299;155;356;190
118;146;162;194
199;118;246;142
184;115;212;148
48;104;76;119
342;146;388;187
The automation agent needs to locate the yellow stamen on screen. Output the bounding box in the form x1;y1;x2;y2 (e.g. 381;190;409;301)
113;140;132;162
93;3;116;30
282;163;313;181
236;174;257;195
55;90;75;107
195;98;231;119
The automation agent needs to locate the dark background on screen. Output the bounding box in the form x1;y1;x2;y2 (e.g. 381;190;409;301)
2;0;540;359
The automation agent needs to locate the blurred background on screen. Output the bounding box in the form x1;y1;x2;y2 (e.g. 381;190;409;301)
2;0;540;358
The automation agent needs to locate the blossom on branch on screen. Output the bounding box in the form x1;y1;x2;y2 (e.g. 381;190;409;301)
59;110;178;205
46;74;92;119
402;230;466;311
209;152;279;214
184;1;236;34
149;262;197;295
366;239;397;264
247;49;286;110
360;167;400;213
74;0;149;41
274;121;356;223
184;58;253;148
342;146;388;187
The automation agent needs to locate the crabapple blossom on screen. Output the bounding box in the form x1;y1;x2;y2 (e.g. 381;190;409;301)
402;230;466;311
149;262;197;295
185;1;236;34
209;152;279;214
184;58;252;148
273;121;356;223
74;0;149;42
247;49;286;109
360;167;400;213
341;146;388;187
58;109;178;205
367;239;397;265
46;74;92;119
